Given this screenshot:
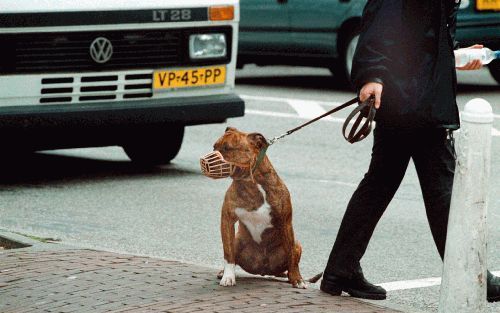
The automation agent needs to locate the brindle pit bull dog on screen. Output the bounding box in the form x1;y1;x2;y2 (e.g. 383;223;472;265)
209;127;307;288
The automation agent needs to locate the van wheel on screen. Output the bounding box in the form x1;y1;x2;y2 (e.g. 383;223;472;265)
331;29;360;87
489;62;500;85
122;125;184;166
344;33;360;80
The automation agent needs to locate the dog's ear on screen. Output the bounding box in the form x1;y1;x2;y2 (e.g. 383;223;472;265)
225;126;237;132
247;133;269;150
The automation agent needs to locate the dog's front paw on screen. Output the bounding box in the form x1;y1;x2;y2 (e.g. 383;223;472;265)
219;274;236;286
292;279;307;289
219;262;236;286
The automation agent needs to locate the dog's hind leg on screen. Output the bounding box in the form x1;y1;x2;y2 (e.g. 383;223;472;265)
287;240;306;289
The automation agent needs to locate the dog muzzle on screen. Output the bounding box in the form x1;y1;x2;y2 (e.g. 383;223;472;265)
200;151;246;179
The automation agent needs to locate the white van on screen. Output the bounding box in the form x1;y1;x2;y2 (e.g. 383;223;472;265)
0;0;244;164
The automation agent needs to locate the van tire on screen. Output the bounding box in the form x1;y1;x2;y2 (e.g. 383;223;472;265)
489;62;500;85
331;28;360;88
122;125;184;166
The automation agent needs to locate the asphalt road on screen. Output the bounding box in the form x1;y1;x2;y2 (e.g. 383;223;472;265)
1;65;499;312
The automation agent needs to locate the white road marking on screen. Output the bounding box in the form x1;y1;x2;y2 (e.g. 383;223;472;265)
287;99;332;119
286;99;349;123
240;94;342;107
245;109;309;120
241;94;500;137
378;277;442;292
313;271;500;292
315;179;357;187
375;271;500;292
245;109;348;125
242;94;500;118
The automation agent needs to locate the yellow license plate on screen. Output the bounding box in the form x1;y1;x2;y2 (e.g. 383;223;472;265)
153;66;226;89
476;0;500;10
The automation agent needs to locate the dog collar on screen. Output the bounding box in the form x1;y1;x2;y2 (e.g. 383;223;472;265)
251;146;268;174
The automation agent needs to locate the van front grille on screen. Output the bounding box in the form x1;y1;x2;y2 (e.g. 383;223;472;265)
40;72;153;104
0;26;232;75
1;30;182;74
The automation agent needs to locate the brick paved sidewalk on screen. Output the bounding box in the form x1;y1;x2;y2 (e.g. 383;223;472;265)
0;247;402;313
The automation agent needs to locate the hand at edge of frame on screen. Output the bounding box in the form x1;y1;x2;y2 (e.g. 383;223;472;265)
456;44;484;71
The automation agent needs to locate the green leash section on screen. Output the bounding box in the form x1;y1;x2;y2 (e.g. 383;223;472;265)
252;145;269;174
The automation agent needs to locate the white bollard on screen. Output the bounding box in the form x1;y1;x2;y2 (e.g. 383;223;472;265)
438;98;493;313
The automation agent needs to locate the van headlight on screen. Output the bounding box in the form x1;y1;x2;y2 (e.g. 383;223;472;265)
189;34;227;59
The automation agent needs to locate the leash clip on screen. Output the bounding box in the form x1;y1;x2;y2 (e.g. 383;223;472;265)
268;132;290;146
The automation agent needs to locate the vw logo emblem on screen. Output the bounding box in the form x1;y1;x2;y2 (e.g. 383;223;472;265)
89;37;113;64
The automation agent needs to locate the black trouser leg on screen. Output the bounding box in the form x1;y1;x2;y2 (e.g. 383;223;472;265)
324;127;411;278
412;129;456;260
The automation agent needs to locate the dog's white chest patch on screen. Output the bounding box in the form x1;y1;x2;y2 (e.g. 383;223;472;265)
235;205;273;244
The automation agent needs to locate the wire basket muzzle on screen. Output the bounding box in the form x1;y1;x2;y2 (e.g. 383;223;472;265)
200;151;236;179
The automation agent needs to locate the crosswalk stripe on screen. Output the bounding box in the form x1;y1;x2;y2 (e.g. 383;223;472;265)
245;109;348;124
240;93;500;119
378;277;442;292
240;94;342;107
376;270;500;292
312;271;500;292
245;110;500;137
245;109;304;120
241;94;500;137
287;99;331;119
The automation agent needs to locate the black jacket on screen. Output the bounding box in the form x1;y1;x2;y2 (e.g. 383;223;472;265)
351;0;461;129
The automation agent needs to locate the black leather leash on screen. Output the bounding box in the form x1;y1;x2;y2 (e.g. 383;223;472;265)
268;96;376;145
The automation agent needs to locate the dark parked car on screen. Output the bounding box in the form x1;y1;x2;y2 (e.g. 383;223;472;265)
238;0;500;85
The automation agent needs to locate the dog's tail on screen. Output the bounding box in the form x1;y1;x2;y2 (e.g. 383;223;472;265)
218;270;323;284
277;271;323;283
307;272;323;283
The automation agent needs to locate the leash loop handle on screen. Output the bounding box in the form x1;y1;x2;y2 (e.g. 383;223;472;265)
268;96;376;146
342;97;376;143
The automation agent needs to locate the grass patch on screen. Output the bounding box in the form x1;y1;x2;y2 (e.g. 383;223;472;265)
12;232;61;243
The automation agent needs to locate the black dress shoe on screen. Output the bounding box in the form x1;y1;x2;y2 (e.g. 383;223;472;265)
320;270;387;300
488;271;500;303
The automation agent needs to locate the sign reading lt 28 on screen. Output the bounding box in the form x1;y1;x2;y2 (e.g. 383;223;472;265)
152;9;192;22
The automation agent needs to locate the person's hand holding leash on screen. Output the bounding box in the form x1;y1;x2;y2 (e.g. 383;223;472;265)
359;82;383;109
